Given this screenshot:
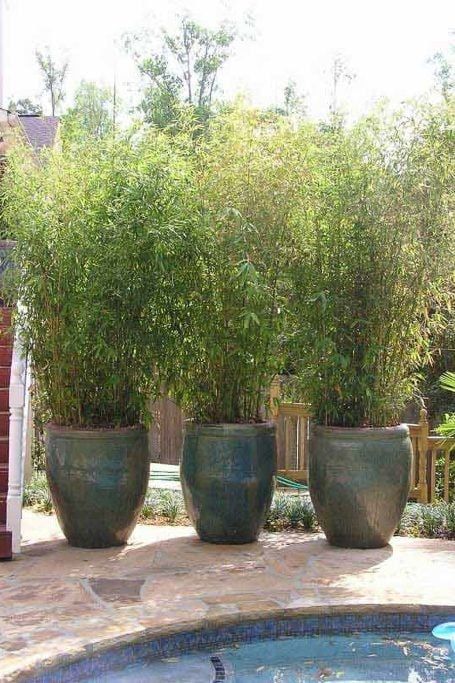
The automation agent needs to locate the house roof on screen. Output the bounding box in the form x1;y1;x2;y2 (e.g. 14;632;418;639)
18;115;59;153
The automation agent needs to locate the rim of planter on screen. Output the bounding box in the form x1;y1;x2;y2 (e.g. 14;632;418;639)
0;240;17;248
313;424;410;439
45;423;147;437
184;421;275;435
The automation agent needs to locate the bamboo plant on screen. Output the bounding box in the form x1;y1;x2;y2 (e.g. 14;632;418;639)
2;129;203;428
177;107;314;424
291;101;455;427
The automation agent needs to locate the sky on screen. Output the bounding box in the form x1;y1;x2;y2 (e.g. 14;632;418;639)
2;0;454;120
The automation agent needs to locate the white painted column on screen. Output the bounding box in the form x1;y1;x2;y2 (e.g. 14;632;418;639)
6;333;27;553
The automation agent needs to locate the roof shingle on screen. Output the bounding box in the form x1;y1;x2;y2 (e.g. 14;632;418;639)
18;115;59;153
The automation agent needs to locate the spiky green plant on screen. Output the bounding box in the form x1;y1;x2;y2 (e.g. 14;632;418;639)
437;371;455;439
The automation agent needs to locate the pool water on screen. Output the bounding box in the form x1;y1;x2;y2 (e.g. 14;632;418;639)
83;632;454;682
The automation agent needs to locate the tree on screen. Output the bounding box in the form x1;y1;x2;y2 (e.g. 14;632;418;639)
272;80;306;119
329;54;355;117
8;98;42;115
428;47;454;102
62;81;114;141
36;49;68;115
126;15;238;126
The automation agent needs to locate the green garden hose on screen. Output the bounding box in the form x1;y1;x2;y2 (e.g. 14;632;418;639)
150;467;308;491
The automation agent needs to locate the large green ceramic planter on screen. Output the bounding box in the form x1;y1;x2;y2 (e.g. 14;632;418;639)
181;422;276;544
45;425;150;548
310;424;412;549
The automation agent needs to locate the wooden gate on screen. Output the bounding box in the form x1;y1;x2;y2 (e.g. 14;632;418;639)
149;396;183;465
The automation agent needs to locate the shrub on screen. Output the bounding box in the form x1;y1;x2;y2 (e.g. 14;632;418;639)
155;490;185;523
266;491;290;526
421;309;455;425
23;472;53;513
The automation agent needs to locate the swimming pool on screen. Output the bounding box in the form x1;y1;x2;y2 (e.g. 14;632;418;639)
23;612;455;682
82;631;454;682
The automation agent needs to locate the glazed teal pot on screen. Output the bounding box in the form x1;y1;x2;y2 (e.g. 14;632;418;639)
45;425;150;548
310;424;412;549
181;422;276;544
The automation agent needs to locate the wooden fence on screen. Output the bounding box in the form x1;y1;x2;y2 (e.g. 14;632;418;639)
150;388;455;503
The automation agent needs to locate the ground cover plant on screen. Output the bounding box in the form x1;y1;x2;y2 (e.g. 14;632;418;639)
141;489;188;525
396;501;455;539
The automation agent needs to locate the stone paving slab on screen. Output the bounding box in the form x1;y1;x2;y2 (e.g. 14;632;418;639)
0;510;454;680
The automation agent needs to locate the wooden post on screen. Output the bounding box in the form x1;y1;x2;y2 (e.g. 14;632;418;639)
429;450;437;504
284;417;293;470
444;449;450;503
269;375;280;420
297;416;305;471
417;408;429;504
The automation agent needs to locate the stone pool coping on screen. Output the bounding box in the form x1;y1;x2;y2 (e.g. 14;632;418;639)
1;511;454;681
9;604;455;682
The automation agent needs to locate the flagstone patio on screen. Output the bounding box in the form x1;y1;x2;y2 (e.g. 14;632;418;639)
0;509;454;681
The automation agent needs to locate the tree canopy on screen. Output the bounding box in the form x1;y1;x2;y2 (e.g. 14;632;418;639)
126;15;238;127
